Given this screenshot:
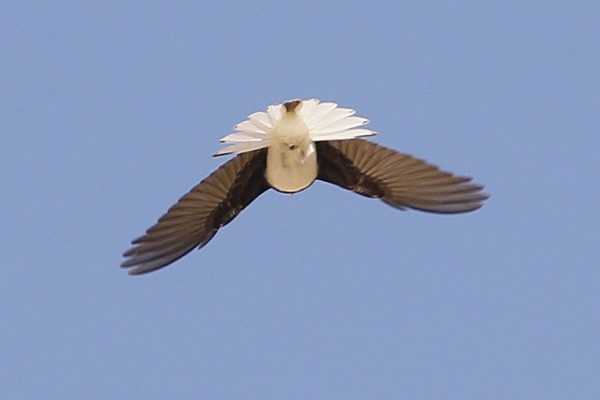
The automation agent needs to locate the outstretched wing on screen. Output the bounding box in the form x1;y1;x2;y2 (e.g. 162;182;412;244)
122;149;269;275
316;139;487;213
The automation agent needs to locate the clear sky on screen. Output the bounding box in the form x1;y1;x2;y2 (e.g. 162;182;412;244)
2;1;599;399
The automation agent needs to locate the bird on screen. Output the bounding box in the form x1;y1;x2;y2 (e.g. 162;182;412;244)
122;99;488;275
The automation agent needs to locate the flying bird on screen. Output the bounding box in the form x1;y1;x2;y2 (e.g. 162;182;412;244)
122;99;487;274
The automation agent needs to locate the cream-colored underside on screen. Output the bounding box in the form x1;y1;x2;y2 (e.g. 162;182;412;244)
265;108;317;193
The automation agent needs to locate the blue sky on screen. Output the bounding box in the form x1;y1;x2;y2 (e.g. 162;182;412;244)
2;1;599;399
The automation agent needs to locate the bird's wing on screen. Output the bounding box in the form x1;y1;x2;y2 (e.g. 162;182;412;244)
316;139;487;213
122;149;269;275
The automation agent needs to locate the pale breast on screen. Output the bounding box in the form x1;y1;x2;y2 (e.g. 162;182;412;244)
265;142;317;193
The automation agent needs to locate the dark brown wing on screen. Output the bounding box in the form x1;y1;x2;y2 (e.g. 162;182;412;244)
122;149;269;275
316;139;488;213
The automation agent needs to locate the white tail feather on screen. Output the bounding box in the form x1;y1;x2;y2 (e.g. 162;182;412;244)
215;99;376;156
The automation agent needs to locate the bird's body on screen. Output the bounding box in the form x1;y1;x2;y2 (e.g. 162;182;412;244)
265;100;317;192
122;99;488;274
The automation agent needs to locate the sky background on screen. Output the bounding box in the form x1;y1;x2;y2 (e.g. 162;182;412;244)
1;1;599;399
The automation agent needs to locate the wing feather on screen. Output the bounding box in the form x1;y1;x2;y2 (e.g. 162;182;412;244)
122;149;268;274
316;140;487;213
